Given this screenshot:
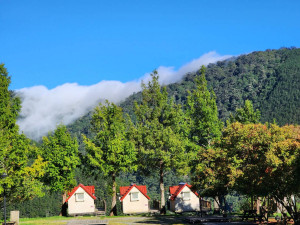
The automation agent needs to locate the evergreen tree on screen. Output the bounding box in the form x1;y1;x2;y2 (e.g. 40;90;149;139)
0;64;46;203
228;100;261;124
133;71;189;214
186;65;223;148
83;101;137;216
187;66;225;211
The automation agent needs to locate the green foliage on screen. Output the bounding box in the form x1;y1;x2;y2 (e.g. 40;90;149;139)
132;71;190;212
0;64;46;203
5;191;62;219
83;101;137;177
186;65;223;147
221;123;275;195
191;146;229;200
83;101;137;216
169;48;300;125
220;122;300;221
67;111;94;153
204;48;300;125
228;100;260;124
133;72;189;174
186;66;225;210
41;125;79;193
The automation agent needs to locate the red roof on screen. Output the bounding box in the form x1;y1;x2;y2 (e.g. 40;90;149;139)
169;183;199;201
65;184;96;203
119;184;150;202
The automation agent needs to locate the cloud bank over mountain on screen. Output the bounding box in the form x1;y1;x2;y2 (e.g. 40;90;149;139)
16;51;232;140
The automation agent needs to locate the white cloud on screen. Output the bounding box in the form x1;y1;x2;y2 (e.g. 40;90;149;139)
16;51;232;140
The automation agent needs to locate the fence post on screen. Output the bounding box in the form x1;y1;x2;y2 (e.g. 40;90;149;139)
10;211;19;225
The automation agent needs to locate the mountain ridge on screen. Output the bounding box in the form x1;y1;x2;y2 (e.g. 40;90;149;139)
68;47;300;145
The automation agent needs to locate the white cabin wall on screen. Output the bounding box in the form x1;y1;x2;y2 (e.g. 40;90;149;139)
170;186;200;212
68;187;95;215
122;186;149;214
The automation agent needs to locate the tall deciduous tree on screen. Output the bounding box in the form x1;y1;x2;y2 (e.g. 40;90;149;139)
41;125;79;205
0;64;46;202
221;122;300;223
133;71;189;214
220;122;272;209
83;101;137;216
228;100;261;124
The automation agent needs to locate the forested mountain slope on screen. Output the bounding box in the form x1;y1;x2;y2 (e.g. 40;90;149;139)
167;47;300;125
69;47;300;143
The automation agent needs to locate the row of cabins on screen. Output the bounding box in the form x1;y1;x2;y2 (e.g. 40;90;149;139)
65;183;210;215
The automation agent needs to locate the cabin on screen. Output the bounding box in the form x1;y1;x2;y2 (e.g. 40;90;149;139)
119;184;150;214
65;184;96;216
169;182;200;213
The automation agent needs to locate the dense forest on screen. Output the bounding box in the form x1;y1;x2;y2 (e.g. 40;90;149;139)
2;47;300;220
69;47;300;144
135;47;300;125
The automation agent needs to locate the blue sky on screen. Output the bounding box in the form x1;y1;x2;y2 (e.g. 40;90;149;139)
1;0;300;90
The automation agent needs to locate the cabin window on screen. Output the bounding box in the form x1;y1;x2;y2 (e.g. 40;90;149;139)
75;193;84;202
131;192;139;201
182;192;191;201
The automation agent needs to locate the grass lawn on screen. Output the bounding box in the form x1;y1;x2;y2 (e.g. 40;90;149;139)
19;215;188;225
20;216;72;225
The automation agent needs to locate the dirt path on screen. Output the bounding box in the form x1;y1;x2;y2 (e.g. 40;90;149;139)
66;219;108;225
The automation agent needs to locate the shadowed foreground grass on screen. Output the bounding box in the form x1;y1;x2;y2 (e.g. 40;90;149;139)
19;215;188;225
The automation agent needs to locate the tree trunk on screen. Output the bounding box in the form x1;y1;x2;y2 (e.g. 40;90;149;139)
3;190;6;225
273;195;299;225
110;174;117;216
213;196;221;214
223;196;227;215
294;197;299;225
256;197;261;214
62;191;67;203
216;195;225;214
60;191;67;216
159;162;166;214
199;196;203;217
